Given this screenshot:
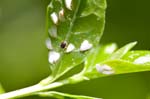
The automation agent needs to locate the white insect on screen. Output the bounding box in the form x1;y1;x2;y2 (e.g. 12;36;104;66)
48;51;60;64
96;64;114;75
45;38;53;50
134;55;150;64
59;9;64;16
80;40;93;51
51;12;58;24
59;9;65;21
105;44;117;54
65;0;72;10
66;43;75;53
48;25;57;38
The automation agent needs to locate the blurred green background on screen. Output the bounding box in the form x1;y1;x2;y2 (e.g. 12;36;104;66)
0;0;150;99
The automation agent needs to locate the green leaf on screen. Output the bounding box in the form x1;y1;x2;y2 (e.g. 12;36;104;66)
84;49;150;79
101;58;150;75
85;43;117;69
109;41;137;59
75;42;150;81
82;43;117;79
0;84;5;94
122;51;150;65
102;50;150;75
46;0;107;80
37;91;101;99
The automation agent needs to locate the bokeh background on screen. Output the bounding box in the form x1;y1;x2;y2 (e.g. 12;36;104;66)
0;0;150;99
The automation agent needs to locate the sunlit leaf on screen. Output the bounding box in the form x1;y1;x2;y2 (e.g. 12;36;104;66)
82;43;117;79
122;51;150;65
101;58;150;75
46;0;107;80
76;42;150;80
102;51;150;75
109;41;137;59
37;91;101;99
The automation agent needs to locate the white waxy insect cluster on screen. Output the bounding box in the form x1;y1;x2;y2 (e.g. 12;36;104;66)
45;38;53;50
65;0;72;10
48;51;60;64
66;43;75;53
49;9;65;38
80;40;93;51
51;12;58;24
96;64;115;75
134;55;150;64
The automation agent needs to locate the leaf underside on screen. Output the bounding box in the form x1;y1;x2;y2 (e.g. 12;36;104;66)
47;0;107;80
46;0;150;86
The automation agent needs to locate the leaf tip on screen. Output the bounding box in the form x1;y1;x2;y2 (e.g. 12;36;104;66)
131;41;138;46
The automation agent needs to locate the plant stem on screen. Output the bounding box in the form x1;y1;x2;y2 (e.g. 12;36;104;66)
0;81;67;99
0;73;86;99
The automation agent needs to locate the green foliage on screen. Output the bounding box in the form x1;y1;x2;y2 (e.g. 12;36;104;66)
0;0;150;99
70;42;150;82
47;0;106;81
85;42;137;77
43;0;150;98
109;42;137;59
80;43;118;79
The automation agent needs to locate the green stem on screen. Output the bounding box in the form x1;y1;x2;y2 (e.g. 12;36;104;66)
0;73;86;99
0;81;66;99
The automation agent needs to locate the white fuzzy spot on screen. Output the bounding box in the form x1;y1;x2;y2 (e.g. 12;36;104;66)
48;51;60;64
96;64;112;72
45;38;53;50
105;44;117;54
48;25;57;38
65;0;72;10
80;40;93;51
134;55;150;64
59;9;64;16
66;43;75;53
96;64;114;75
51;12;58;24
59;9;65;21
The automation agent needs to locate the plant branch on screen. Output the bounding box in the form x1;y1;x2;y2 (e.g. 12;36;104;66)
0;73;86;99
0;80;66;99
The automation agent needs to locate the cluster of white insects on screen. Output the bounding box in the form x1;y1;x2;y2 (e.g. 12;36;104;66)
134;55;150;64
46;0;114;75
96;64;115;75
46;39;93;64
46;0;93;64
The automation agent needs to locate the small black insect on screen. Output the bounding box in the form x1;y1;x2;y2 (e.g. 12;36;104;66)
60;41;67;48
